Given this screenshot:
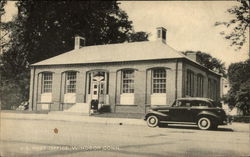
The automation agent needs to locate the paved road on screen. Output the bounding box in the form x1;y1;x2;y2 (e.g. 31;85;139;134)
0;118;249;157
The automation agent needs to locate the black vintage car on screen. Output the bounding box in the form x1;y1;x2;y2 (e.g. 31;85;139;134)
145;97;231;130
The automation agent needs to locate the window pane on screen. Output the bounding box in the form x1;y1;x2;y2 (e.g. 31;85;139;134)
122;70;134;93
66;72;77;93
186;70;194;96
42;73;52;93
152;69;166;93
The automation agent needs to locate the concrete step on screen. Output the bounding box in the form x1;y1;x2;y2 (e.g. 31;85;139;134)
64;103;90;113
48;111;89;116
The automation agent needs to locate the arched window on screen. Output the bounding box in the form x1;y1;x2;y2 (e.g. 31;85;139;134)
186;70;194;96
42;72;53;93
121;69;135;93
65;71;77;93
197;74;204;97
152;68;166;93
208;78;217;100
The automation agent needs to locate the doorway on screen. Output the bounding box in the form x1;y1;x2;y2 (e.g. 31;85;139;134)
87;71;109;106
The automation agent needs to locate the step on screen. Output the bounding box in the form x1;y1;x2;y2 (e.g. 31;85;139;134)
64;103;90;113
48;111;89;116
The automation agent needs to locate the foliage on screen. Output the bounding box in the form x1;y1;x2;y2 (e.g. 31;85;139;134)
127;31;149;42
0;1;148;109
183;51;226;77
215;0;250;50
227;59;250;115
0;0;7;17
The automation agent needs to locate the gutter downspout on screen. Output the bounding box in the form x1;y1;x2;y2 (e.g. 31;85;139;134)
114;71;118;113
175;59;178;99
31;67;36;111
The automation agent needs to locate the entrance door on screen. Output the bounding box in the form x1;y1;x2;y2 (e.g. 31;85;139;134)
91;81;105;102
91;81;99;100
87;71;109;105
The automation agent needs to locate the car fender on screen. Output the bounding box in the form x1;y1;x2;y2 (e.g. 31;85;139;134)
197;111;220;120
145;110;169;120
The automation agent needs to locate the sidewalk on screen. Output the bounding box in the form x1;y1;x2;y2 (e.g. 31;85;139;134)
0;111;146;126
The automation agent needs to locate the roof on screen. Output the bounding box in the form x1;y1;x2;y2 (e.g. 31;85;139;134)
32;40;186;66
177;97;214;102
31;40;221;76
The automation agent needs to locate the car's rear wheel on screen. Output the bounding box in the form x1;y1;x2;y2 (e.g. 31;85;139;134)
197;117;211;130
147;115;159;127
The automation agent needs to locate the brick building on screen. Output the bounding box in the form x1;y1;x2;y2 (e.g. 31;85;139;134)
29;27;221;114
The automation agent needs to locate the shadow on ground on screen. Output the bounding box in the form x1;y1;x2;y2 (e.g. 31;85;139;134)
158;124;234;132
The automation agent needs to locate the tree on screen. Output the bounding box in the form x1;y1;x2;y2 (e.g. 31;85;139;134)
0;1;148;109
127;31;149;42
183;51;226;77
0;0;6;17
215;0;250;50
0;0;7;50
227;59;250;115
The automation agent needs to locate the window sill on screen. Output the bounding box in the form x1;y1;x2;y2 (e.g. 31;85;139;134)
116;104;138;106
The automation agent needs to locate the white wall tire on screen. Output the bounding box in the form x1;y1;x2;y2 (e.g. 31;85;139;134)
147;115;159;127
198;117;211;130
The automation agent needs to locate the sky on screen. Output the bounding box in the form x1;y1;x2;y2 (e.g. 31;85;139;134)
119;1;249;67
3;1;249;67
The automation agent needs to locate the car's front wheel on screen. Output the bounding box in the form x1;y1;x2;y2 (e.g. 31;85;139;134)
147;115;159;127
197;117;211;130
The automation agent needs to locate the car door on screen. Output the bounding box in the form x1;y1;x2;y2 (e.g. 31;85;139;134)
169;100;193;122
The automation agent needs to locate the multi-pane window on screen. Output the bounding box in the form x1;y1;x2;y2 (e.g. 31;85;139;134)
186;70;195;96
208;78;217;100
197;74;204;97
212;80;217;100
152;69;166;93
208;78;212;99
157;30;161;38
122;70;134;93
66;72;77;93
42;73;52;93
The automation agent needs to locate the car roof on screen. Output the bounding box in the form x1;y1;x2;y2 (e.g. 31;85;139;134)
177;97;213;102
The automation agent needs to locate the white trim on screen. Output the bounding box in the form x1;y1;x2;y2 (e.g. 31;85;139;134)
151;93;166;105
120;93;134;105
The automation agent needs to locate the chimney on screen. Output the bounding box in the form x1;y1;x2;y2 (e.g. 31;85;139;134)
74;35;86;50
156;27;167;44
185;51;200;62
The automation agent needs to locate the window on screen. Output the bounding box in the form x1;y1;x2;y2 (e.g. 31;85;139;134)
122;70;134;93
152;69;166;93
88;73;91;94
42;73;52;93
157;30;161;38
208;78;217;100
197;74;204;97
162;30;166;40
212;80;217;100
186;70;194;96
179;101;191;107
66;72;77;93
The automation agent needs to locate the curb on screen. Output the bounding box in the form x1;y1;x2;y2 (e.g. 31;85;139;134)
0;112;146;126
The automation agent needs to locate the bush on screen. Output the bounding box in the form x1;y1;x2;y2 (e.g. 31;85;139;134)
232;116;250;123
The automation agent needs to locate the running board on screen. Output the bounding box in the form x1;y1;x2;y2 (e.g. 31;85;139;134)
159;121;196;125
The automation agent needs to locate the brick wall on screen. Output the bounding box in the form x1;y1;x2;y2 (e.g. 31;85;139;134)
30;59;220;114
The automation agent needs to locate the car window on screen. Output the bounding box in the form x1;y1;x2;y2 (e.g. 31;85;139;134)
190;101;200;107
194;101;212;107
176;101;191;107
